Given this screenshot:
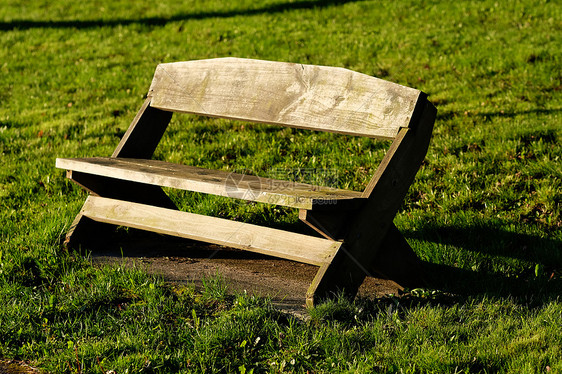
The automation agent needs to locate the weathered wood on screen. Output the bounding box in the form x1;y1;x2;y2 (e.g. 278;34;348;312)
148;58;423;140
362;92;429;197
56;157;365;210
62;171;178;248
82;195;341;266
112;98;173;158
57;58;436;307
306;98;436;305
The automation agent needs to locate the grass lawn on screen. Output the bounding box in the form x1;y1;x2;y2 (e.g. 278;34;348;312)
1;0;561;372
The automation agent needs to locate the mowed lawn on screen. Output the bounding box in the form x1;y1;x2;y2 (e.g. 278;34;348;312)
1;0;561;372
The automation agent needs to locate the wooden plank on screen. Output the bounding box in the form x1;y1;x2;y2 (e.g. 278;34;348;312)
362;92;429;197
62;170;178;248
148;58;422;140
82;195;341;266
56;157;365;210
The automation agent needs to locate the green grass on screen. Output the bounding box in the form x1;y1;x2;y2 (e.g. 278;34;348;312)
1;0;561;372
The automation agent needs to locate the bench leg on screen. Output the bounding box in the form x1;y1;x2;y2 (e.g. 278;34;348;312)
305;100;436;306
306;222;422;307
64;172;178;248
299;209;351;240
65;98;175;248
306;241;368;308
64;206;112;248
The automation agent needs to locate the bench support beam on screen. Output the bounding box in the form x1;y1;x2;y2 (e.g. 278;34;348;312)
80;196;341;266
65;99;174;247
306;99;436;306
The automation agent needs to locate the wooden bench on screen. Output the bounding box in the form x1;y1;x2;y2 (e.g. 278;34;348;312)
56;58;436;307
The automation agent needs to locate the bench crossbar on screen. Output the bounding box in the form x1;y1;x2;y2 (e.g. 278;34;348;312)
82;195;341;266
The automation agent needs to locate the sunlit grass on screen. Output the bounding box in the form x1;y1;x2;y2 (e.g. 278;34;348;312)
1;0;561;372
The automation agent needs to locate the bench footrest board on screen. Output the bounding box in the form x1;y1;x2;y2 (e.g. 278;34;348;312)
81;195;341;266
56;157;364;210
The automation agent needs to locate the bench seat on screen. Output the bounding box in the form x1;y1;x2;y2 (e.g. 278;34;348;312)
56;157;365;210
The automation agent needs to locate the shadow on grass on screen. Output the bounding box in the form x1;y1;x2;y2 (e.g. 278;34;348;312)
0;0;363;31
436;107;562;121
420;262;562;304
409;224;561;265
474;107;562;119
404;224;562;305
69;222;275;261
64;217;562;307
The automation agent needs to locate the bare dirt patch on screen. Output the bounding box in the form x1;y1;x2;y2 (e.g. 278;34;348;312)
86;230;402;317
0;360;39;374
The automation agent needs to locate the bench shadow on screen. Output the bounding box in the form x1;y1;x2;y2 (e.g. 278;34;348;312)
436;107;562;121
78;226;275;261
403;224;562;305
474;107;562;119
69;219;562;307
1;0;364;31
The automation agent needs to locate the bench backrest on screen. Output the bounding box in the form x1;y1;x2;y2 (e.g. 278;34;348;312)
147;58;424;140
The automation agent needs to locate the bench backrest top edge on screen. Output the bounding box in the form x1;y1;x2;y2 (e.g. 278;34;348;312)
148;57;424;139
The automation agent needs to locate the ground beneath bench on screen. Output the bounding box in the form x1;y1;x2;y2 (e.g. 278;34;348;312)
86;231;402;318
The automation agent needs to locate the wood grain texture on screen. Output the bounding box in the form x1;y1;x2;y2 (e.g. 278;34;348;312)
63;170;178;248
148;58;422;140
82;196;341;266
56;157;364;210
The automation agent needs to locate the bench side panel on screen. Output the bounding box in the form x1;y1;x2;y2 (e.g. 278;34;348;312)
148;58;422;139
